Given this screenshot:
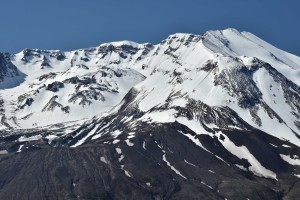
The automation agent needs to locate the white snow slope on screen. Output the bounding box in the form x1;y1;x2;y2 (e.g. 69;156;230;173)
1;28;300;152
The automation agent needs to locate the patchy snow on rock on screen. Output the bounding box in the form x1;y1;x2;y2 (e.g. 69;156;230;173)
179;129;213;154
118;155;124;162
124;116;134;123
235;164;248;171
71;124;100;147
115;148;124;162
184;159;199;168
139;109;177;123
177;117;214;137
45;135;59;144
294;174;300;178
270;143;278;148
18;135;42;142
201;181;213;189
112;130;122;138
162;150;186;179
216;132;277;180
127;132;135;139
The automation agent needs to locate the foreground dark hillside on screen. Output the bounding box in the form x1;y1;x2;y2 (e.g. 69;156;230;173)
1;119;300;199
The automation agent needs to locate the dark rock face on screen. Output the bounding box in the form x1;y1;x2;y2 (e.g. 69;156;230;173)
64;76;96;85
49;51;66;61
41;57;50;67
42;96;64;112
62;68;127;107
64;75;111;106
21;49;41;63
46;81;64;92
263;63;300;114
39;72;57;81
61;106;70;113
0;53;19;82
0;53;25;89
21;49;66;64
75;64;89;70
97;42;154;62
19;98;34;109
80;57;90;62
200;60;218;72
214;59;262;109
68;90;102;106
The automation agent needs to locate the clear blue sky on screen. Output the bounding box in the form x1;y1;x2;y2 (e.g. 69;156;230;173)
0;0;299;55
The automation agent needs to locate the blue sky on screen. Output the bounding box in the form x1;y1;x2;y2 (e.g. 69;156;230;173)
0;0;299;55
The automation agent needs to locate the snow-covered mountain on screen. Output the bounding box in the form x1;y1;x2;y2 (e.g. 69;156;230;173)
0;42;150;129
1;28;300;199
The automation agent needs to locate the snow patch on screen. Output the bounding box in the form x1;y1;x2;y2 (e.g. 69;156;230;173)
124;170;131;177
184;159;199;168
162;150;187;179
45;135;59;144
125;139;134;146
100;156;108;164
0;150;8;154
282;144;292;148
201;181;213;189
18;135;42;142
17;145;24;153
280;154;300;165
216;132;277;180
140;109;177;123
116;148;122;154
112;139;120;144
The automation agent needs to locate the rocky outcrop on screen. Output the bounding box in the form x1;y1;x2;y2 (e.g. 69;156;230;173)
0;53;20;82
